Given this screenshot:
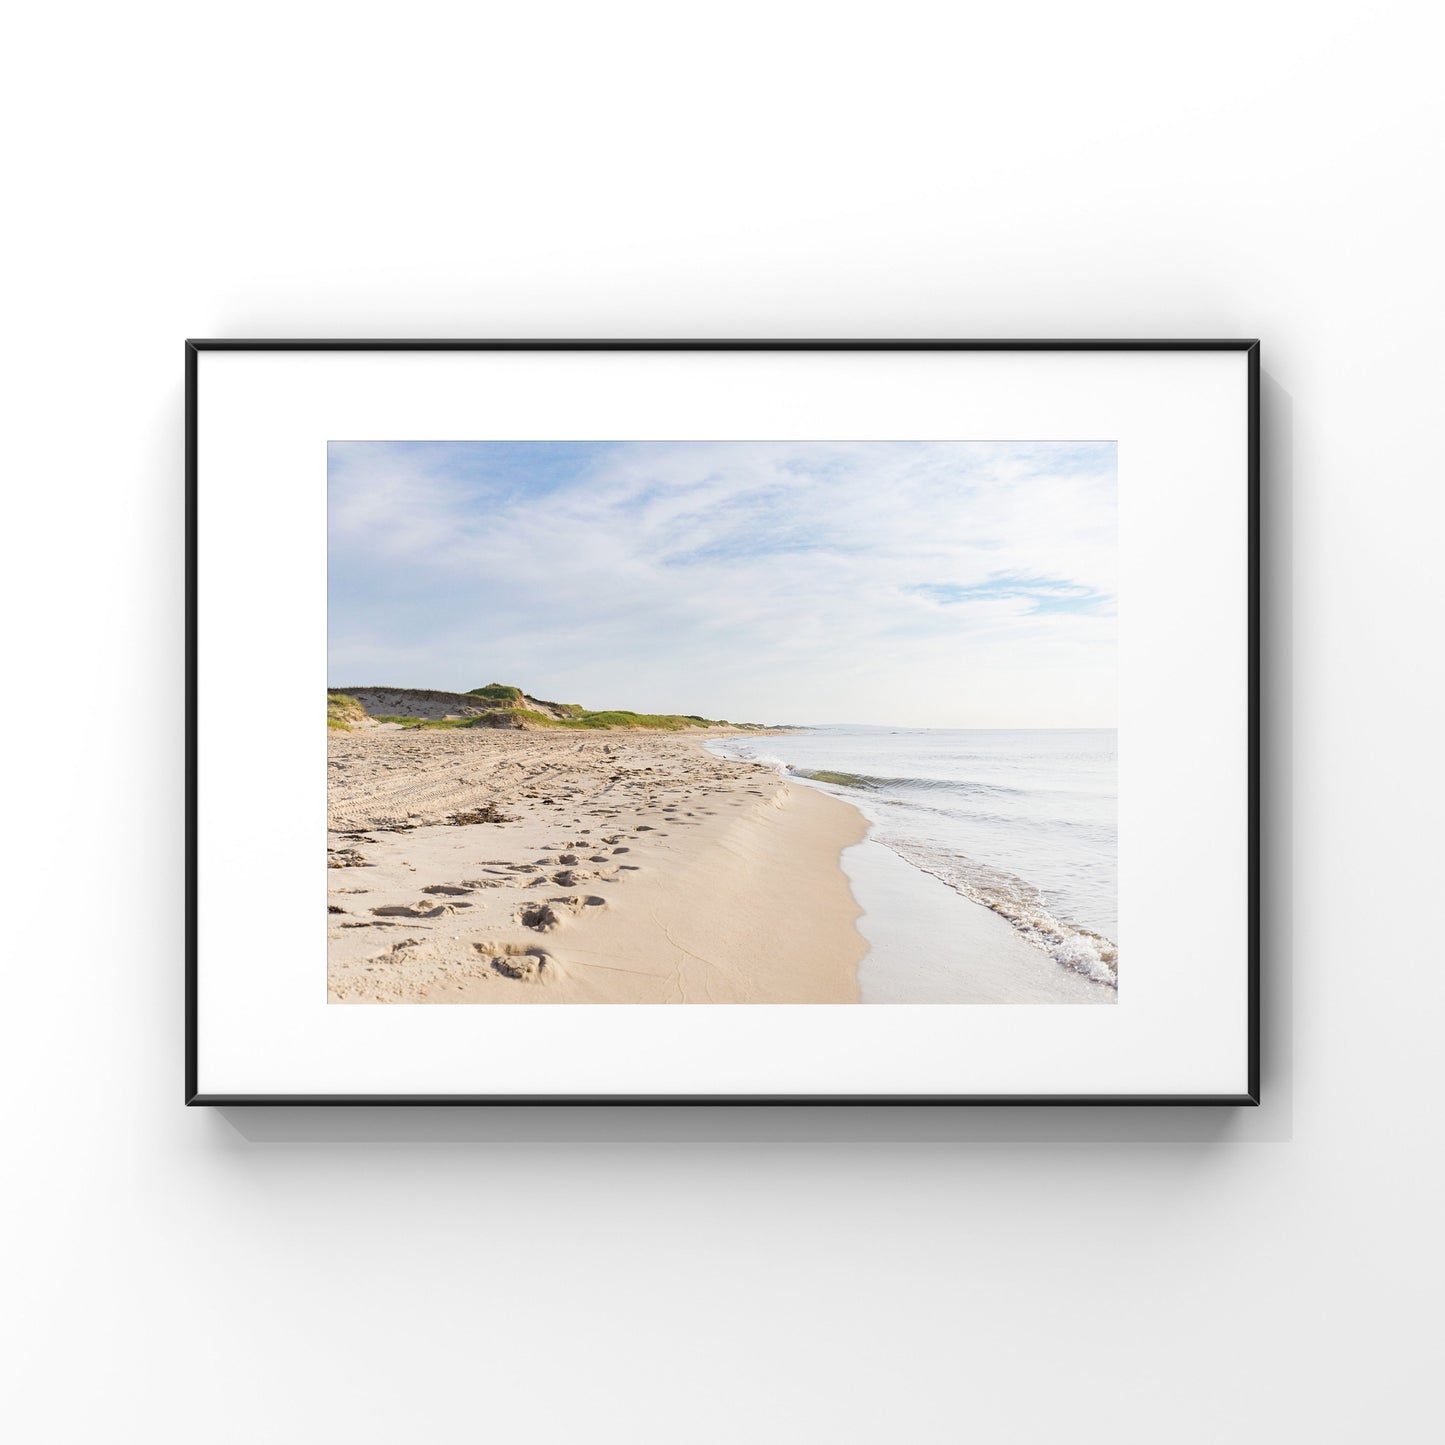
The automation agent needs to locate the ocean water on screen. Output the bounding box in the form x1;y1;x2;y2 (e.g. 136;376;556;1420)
706;727;1118;987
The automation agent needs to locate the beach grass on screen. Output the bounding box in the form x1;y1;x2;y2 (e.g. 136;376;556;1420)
468;709;564;728
467;683;585;717
557;710;724;730
327;693;366;730
366;710;722;732
464;706;727;731
465;683;526;705
372;715;479;730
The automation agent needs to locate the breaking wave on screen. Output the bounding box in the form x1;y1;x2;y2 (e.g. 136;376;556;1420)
791;767;1023;798
880;838;1118;987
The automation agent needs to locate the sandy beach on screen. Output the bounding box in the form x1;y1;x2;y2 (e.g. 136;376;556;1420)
328;729;868;1003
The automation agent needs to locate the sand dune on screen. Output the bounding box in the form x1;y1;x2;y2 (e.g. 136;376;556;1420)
334;685;573;723
328;730;867;1003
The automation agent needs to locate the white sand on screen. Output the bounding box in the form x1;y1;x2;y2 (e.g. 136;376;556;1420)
327;729;867;1003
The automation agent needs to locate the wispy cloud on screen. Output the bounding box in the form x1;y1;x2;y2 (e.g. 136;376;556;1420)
328;440;1116;726
908;575;1114;616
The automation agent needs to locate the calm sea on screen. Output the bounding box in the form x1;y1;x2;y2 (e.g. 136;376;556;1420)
707;727;1118;986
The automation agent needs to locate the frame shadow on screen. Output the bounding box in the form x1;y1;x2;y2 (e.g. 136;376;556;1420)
212;369;1293;1148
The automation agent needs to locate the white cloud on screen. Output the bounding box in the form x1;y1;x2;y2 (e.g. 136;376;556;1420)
328;440;1116;726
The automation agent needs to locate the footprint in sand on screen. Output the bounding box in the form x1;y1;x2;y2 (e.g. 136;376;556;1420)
551;868;593;887
515;902;564;931
371;899;471;919
515;895;607;931
474;941;552;981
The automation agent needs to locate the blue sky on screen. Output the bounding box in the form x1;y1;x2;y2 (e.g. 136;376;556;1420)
328;440;1116;726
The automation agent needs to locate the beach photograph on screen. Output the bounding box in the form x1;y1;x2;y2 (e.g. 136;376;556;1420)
327;440;1117;1005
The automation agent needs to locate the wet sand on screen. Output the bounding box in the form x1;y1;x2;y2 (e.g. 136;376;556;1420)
845;838;1116;1004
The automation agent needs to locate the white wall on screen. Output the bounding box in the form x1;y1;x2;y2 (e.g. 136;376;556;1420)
6;2;1440;1440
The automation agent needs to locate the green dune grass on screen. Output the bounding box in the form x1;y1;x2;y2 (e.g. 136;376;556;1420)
470;709;726;731
326;693;366;730
330;682;752;732
371;715;479;730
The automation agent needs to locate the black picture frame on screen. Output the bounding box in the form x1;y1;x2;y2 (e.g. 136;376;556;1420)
186;338;1260;1107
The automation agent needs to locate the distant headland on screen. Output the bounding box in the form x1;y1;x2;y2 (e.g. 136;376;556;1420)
327;683;781;733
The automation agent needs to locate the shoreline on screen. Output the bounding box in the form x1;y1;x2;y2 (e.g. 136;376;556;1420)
328;729;868;1003
704;736;1119;1005
845;838;1115;1004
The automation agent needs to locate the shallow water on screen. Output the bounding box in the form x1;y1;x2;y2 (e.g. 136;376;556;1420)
707;727;1118;988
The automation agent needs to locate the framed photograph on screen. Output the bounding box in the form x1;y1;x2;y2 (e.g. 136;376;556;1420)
187;339;1258;1105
